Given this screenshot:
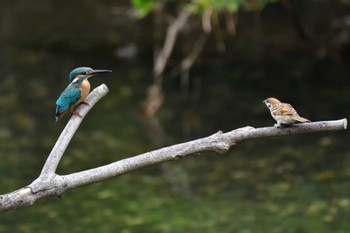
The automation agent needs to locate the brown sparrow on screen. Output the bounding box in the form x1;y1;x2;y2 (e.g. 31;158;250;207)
263;97;310;127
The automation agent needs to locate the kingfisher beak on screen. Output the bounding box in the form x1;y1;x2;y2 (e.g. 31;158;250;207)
91;69;112;75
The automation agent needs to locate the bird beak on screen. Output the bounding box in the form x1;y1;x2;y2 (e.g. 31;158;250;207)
262;100;266;104
91;69;112;75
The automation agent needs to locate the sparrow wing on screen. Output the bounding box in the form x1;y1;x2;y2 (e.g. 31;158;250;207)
272;103;310;122
55;86;82;116
271;103;298;116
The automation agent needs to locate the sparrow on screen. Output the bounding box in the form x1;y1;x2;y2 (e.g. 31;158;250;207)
263;97;310;127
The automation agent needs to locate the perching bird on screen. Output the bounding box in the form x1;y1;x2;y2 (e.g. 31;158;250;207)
263;97;310;127
55;67;112;122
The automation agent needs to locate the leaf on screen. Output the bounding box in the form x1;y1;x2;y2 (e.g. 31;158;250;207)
131;0;155;17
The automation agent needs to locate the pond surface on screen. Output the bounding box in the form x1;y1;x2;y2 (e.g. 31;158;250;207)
0;1;349;232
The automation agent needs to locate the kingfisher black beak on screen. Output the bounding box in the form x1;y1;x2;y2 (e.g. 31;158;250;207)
91;69;112;75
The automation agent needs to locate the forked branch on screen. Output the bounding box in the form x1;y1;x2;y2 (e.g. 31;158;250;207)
0;85;347;213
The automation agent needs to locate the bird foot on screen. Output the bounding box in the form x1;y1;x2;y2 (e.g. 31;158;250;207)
80;101;90;106
274;123;293;128
72;111;82;118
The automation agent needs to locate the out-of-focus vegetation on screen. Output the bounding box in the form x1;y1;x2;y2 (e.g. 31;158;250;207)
132;0;279;17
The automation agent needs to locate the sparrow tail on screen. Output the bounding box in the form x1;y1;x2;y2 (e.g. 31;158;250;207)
294;116;310;123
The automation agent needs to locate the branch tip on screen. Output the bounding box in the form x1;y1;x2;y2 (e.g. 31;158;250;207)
343;118;347;129
100;84;109;93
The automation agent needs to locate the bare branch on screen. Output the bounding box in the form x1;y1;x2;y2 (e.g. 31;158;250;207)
0;84;109;213
64;119;348;189
0;114;346;213
202;7;213;33
40;84;109;176
153;9;191;82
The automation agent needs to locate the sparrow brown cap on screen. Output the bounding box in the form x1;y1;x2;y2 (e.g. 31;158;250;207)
265;97;281;104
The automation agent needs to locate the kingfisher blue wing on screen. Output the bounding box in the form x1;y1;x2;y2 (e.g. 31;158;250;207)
55;86;82;122
55;67;112;122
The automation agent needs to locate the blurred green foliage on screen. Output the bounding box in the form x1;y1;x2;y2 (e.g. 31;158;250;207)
131;0;155;17
131;0;279;17
189;0;279;12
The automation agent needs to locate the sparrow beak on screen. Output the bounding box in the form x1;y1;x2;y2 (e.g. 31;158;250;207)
262;100;267;104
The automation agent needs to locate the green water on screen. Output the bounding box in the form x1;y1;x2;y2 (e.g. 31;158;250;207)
0;0;349;232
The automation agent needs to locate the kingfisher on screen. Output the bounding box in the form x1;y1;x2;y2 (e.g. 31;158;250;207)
55;67;112;122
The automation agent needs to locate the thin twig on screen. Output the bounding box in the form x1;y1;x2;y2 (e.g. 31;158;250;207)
153;9;191;84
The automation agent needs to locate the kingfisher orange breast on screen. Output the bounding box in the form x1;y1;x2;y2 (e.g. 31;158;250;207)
77;80;91;105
